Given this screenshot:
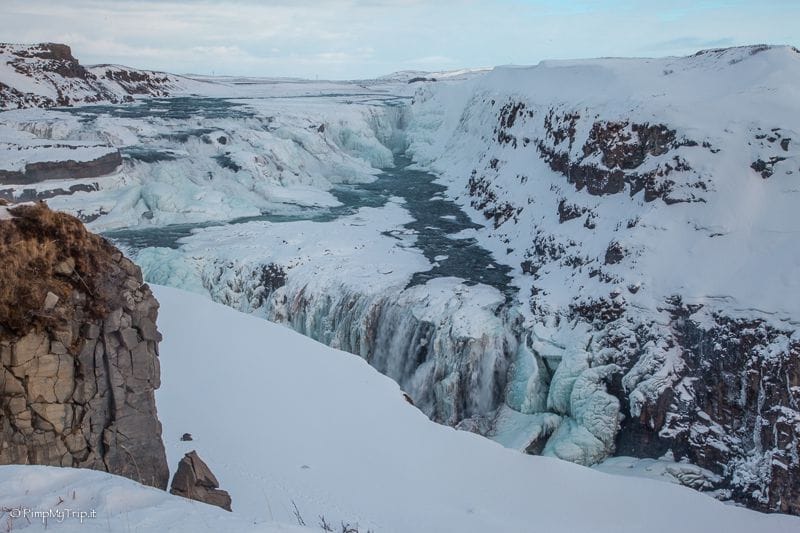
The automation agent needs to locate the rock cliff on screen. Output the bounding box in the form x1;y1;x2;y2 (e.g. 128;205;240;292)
0;43;181;109
0;200;169;488
0;150;122;185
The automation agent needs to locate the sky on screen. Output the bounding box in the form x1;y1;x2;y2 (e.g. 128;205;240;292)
1;0;798;79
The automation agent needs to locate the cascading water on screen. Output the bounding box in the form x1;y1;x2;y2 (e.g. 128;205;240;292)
269;277;521;425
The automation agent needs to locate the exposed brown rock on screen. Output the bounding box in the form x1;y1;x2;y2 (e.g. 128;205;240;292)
0;202;168;489
170;451;232;511
98;67;173;97
0;183;100;203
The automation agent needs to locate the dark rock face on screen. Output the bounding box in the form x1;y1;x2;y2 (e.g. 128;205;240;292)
31;43;75;62
481;99;710;205
671;311;799;515
18;43;88;79
0;202;169;489
0;151;122;185
170;451;232;511
97;67;173;97
751;157;787;179
557;199;586;223
534;120;703;202
590;301;800;515
604;241;625;265
0;43;177;109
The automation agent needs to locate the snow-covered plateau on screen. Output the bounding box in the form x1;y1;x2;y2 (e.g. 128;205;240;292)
0;42;798;515
3;286;796;532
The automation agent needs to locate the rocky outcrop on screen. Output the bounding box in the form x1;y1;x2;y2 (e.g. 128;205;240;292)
0;151;122;185
0;183;99;203
606;304;800;515
0;43;181;109
492;96;800;514
0;201;169;489
95;66;174;97
170;451;232;511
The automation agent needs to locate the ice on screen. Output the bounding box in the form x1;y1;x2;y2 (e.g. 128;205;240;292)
595;455;723;492
546;349;589;415
0;89;406;230
505;337;549;414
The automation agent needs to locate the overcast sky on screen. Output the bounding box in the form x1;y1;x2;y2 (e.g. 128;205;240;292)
1;0;797;79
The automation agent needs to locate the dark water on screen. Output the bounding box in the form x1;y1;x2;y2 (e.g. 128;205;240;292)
105;156;514;299
59;94;408;122
352;157;515;298
59;97;255;121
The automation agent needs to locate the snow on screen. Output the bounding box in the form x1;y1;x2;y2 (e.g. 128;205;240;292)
594;455;723;491
149;285;797;533
0;140;116;172
0;43;190;110
0;465;308;532
135;200;430;304
406;44;800;320
5;287;792;532
132;204;519;426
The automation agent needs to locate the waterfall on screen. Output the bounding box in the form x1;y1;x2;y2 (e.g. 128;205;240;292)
268;277;520;425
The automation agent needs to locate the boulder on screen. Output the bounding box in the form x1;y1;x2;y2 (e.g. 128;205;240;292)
170;451;232;512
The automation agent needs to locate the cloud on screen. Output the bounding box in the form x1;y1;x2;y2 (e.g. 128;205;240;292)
0;0;797;78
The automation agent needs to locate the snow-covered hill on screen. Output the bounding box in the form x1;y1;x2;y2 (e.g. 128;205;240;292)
0;43;184;109
406;44;800;513
151;286;797;533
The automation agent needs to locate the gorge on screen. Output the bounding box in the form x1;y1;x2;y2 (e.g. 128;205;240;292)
1;42;798;517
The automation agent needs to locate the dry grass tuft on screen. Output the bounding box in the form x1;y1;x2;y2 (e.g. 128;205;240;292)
0;202;125;334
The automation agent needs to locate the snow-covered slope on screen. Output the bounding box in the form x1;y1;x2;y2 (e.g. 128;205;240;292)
406;45;800;512
0;465;307;532
151;285;797;533
0;43;184;109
